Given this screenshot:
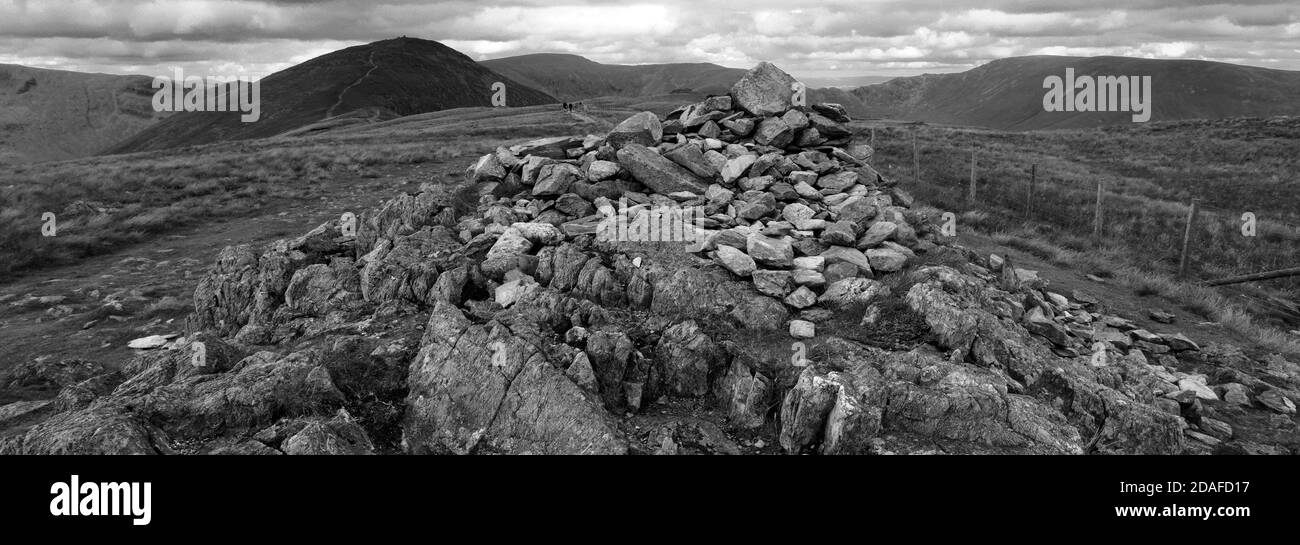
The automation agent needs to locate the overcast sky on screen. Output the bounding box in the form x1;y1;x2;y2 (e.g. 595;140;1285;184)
1;0;1297;81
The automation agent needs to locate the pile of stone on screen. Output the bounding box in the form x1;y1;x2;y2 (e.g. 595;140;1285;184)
974;253;1300;445
986;254;1201;359
461;62;928;339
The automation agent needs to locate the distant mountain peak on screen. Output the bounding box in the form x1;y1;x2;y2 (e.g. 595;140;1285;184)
107;37;556;155
831;54;1300;130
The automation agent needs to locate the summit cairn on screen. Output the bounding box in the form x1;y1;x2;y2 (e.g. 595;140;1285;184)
455;61;928;340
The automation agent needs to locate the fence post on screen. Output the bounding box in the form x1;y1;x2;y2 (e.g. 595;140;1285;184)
968;151;977;204
1178;200;1200;279
871;127;876;148
1026;164;1036;221
1093;181;1104;239
912;130;920;185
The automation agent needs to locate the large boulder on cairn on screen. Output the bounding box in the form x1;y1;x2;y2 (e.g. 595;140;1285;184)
606;111;663;149
616;143;709;195
729;62;801;117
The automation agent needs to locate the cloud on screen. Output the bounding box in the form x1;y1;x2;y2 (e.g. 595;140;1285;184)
0;0;1296;79
934;9;1129;36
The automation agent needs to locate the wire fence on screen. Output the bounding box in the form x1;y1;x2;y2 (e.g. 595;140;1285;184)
870;126;1300;294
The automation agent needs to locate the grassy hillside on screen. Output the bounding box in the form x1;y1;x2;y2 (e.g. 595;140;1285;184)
0;64;169;163
106;37;557;154
0;104;607;282
864;116;1300;340
481;53;746;100
841;56;1300;129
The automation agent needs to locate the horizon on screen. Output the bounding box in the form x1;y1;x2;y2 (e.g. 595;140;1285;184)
6;41;1299;87
1;0;1297;81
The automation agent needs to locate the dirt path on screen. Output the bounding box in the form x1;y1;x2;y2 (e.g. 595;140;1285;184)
0;160;447;391
326;51;379;119
568;110;609;130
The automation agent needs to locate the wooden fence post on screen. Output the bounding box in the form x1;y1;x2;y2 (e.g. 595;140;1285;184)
1026;164;1036;220
912;130;920;185
968;151;977;204
1178;200;1200;279
1093;181;1104;239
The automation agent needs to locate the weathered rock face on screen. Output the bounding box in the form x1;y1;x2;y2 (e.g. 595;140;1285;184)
1032;369;1184;455
713;357;772;429
135;351;347;438
9;61;1290;457
285;260;361;316
8;407;168;455
654;321;723;397
904;266;1043;381
191;243;282;336
356;191;450;258
778;342;1085;455
0;400;56;430
403;302;626;454
779;367;847;453
2;358;108;392
280;410;376;455
360;226;462;304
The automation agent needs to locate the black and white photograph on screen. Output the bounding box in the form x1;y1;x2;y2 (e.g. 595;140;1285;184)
0;0;1297;531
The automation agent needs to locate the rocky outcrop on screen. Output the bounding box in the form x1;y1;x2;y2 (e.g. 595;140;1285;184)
280;410;377;455
403;302;626;454
5;406;169;455
133;350;346;438
3;358;110;392
778;342;1082;455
